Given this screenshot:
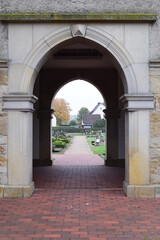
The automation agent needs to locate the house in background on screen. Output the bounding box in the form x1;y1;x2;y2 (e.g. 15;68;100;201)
90;102;105;118
82;114;101;128
81;102;105;128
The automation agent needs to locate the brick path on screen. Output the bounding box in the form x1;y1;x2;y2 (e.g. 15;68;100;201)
1;189;160;240
0;136;160;239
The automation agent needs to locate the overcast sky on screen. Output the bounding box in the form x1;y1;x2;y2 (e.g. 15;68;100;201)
54;80;104;115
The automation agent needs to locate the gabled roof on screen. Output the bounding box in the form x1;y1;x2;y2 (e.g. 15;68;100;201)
90;102;105;114
82;114;101;125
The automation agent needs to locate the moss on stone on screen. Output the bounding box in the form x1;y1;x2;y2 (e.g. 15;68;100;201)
0;12;157;22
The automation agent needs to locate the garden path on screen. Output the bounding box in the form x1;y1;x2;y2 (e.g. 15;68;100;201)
64;135;92;154
52;135;104;165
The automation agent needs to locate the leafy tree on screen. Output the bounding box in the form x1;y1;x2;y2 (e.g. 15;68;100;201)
52;98;71;126
93;119;105;128
69;120;77;126
77;107;89;125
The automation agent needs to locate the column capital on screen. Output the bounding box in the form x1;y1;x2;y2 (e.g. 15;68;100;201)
120;94;154;112
103;109;120;119
3;94;38;112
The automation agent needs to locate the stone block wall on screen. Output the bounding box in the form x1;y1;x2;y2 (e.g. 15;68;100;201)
0;0;159;59
0;62;8;185
0;18;8;185
150;61;160;184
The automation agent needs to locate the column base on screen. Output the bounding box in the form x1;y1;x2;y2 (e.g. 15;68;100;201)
123;181;160;198
0;182;35;198
105;159;125;167
33;159;53;166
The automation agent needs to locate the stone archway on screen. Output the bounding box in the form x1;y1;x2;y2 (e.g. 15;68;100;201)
3;24;155;197
8;25;138;94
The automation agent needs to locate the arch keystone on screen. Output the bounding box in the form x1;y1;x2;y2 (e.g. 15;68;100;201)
71;24;86;37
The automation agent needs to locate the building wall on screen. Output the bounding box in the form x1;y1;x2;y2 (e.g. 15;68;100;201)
0;0;159;60
91;103;105;119
0;1;160;196
0;21;8;186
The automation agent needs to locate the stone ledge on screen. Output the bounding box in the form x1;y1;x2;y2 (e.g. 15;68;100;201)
0;60;8;69
120;94;154;111
150;59;160;68
3;95;38;112
123;181;160;198
0;182;35;198
0;13;157;23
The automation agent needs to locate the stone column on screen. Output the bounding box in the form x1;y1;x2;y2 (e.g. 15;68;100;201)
103;109;120;166
0;61;8;188
120;94;158;197
35;109;53;166
2;95;37;197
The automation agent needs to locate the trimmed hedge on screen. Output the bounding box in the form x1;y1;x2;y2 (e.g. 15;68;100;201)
52;126;105;133
60;138;70;143
52;137;70;144
53;126;82;133
53;140;66;148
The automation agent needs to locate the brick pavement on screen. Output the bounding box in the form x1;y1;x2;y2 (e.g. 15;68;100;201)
34;163;124;189
1;188;160;240
0;137;160;239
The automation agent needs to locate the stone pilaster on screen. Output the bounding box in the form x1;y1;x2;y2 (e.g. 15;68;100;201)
150;59;160;184
0;94;37;198
0;60;8;185
120;94;160;197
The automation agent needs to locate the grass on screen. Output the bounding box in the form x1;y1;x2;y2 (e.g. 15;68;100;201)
87;137;106;156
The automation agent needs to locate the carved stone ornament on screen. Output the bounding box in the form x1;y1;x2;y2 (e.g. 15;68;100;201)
71;24;86;37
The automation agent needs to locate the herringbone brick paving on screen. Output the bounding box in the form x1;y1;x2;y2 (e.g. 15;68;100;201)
0;136;160;239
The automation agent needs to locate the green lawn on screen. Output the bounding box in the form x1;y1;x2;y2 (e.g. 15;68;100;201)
87;137;106;157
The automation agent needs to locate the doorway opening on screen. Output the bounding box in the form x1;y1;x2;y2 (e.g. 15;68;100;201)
32;36;125;190
51;79;106;156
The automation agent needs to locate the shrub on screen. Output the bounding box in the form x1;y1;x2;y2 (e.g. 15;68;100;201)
58;134;66;138
93;119;105;128
61;138;70;144
52;137;57;143
53;140;66;148
53;137;70;144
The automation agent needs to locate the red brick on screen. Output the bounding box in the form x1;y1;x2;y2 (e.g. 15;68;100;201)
0;154;160;240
